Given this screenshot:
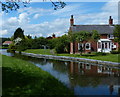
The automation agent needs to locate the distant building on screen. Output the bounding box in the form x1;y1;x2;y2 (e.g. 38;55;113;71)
46;33;57;39
69;15;119;54
2;41;12;46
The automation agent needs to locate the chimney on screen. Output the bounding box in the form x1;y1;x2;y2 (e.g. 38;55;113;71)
52;33;55;38
109;16;113;25
70;15;74;26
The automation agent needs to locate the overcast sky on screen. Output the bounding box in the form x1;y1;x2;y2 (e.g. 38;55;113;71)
0;0;119;38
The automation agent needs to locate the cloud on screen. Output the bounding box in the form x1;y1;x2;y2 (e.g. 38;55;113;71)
74;0;118;25
2;0;119;38
18;7;52;16
18;13;30;24
0;30;8;36
33;14;41;19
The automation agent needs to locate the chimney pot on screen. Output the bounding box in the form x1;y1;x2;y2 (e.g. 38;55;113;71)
70;15;74;26
109;16;113;25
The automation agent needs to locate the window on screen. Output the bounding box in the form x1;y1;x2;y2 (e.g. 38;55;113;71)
78;43;83;51
85;43;91;50
108;35;114;39
86;64;91;70
112;43;114;48
109;42;111;49
102;43;104;49
98;42;101;48
105;42;107;49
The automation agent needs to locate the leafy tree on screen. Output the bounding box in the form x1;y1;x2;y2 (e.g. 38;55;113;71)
48;38;59;49
13;28;25;39
68;31;76;42
113;25;120;46
55;35;70;53
15;39;29;53
0;38;10;43
30;37;48;49
1;0;66;12
91;30;100;42
75;31;90;55
26;35;32;39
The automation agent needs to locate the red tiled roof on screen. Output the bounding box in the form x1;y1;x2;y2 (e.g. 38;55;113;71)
3;41;12;44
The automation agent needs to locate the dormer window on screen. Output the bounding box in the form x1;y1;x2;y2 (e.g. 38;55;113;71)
108;35;114;39
85;43;91;50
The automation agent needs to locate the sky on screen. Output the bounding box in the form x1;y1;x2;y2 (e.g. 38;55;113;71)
0;0;119;38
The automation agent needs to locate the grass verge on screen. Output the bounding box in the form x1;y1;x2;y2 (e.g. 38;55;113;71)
24;49;120;63
2;54;74;96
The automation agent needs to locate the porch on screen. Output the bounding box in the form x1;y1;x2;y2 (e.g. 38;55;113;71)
97;39;112;53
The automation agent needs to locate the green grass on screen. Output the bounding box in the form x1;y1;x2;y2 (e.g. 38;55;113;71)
0;46;8;49
2;54;74;96
24;49;55;55
57;53;120;63
24;49;120;63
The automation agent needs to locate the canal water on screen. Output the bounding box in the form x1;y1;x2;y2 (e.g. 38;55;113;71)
1;49;120;96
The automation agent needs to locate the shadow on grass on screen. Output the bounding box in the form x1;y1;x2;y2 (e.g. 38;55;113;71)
2;67;74;97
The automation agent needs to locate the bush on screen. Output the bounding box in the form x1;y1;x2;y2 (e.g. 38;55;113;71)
95;52;107;56
110;50;120;54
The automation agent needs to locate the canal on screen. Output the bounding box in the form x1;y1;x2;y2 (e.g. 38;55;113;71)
1;49;120;96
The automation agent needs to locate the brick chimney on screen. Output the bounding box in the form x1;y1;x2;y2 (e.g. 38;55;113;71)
70;15;74;26
109;16;113;25
52;33;56;38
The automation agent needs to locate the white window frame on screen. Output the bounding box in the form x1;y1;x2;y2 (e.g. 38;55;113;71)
86;64;91;70
85;43;91;50
78;43;83;50
108;34;114;39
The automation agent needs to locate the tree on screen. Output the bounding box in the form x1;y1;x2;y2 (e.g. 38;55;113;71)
113;25;120;45
13;28;25;39
1;0;66;12
55;35;70;53
16;39;31;53
91;30;100;42
75;31;90;56
26;35;32;39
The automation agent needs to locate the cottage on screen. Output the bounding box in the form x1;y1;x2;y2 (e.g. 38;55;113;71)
2;41;12;46
69;15;119;54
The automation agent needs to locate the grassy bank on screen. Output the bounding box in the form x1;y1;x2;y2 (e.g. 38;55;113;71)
24;49;54;55
24;49;120;63
58;53;120;63
0;46;8;49
2;54;74;96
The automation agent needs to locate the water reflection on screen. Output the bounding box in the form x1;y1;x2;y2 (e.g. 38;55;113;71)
1;49;120;96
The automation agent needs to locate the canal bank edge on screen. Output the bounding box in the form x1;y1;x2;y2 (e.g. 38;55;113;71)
15;51;120;67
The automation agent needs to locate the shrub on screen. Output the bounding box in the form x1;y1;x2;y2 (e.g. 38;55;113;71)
95;52;107;56
110;50;120;54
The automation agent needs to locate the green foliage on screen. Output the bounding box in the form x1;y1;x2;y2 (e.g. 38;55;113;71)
9;43;16;49
95;52;107;56
2;55;74;96
0;37;10;43
91;30;100;41
75;31;90;42
48;38;59;49
16;39;32;52
68;31;76;42
31;37;48;49
110;50;120;54
26;35;32;39
14;28;25;39
113;25;120;44
55;35;70;53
